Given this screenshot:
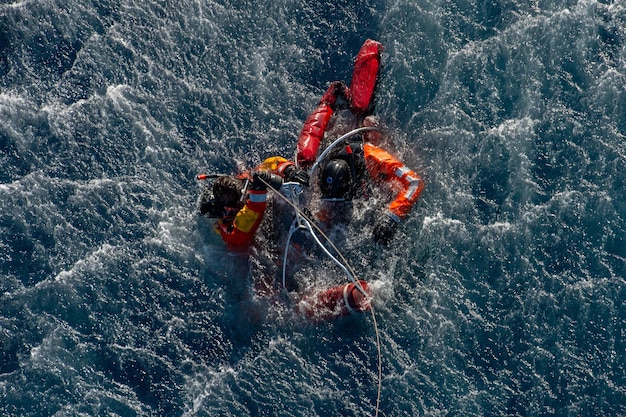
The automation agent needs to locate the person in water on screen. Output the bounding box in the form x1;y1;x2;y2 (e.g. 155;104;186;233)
198;156;309;251
198;158;370;320
296;39;425;245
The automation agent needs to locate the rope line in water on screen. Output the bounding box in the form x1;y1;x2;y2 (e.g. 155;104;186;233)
306;126;378;178
259;177;383;417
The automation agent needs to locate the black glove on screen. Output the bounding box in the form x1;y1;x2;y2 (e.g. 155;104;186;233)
372;214;399;246
320;81;346;107
251;171;283;191
198;186;219;217
284;165;310;187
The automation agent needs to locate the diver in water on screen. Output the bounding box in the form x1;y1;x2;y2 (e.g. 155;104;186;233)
296;39;425;245
196;39;419;320
316;116;424;245
198;156;309;251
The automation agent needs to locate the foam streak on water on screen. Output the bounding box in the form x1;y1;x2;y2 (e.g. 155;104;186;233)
1;0;625;416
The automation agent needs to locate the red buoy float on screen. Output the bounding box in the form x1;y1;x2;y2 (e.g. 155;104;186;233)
297;280;371;321
296;81;344;167
348;39;383;114
296;101;334;167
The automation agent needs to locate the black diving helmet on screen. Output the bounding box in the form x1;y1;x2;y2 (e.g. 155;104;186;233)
319;158;352;201
199;176;244;217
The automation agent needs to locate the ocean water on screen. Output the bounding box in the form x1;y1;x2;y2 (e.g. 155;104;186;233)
1;0;625;416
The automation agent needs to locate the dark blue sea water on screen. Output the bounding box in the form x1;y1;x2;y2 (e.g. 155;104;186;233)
1;0;625;416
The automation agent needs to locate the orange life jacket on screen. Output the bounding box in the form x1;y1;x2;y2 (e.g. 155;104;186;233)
363;143;424;220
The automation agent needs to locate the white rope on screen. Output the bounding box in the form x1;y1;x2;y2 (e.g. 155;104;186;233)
306;126;378;177
261;177;383;417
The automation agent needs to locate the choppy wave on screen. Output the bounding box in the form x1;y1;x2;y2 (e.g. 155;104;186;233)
1;0;625;416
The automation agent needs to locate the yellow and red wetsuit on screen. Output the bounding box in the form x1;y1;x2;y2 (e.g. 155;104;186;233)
214;156;296;251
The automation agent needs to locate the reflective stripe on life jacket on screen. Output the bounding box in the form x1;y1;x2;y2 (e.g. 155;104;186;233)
395;167;422;201
247;190;267;203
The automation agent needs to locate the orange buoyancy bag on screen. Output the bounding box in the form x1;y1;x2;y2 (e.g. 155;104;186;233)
296;102;334;167
349;40;383;114
363;143;424;220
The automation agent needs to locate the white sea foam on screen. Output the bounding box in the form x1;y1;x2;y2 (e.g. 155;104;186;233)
1;0;624;415
0;1;32;11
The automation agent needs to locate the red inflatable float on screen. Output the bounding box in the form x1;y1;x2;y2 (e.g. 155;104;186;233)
296;40;383;167
296;83;338;166
296;280;371;321
349;39;383;114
